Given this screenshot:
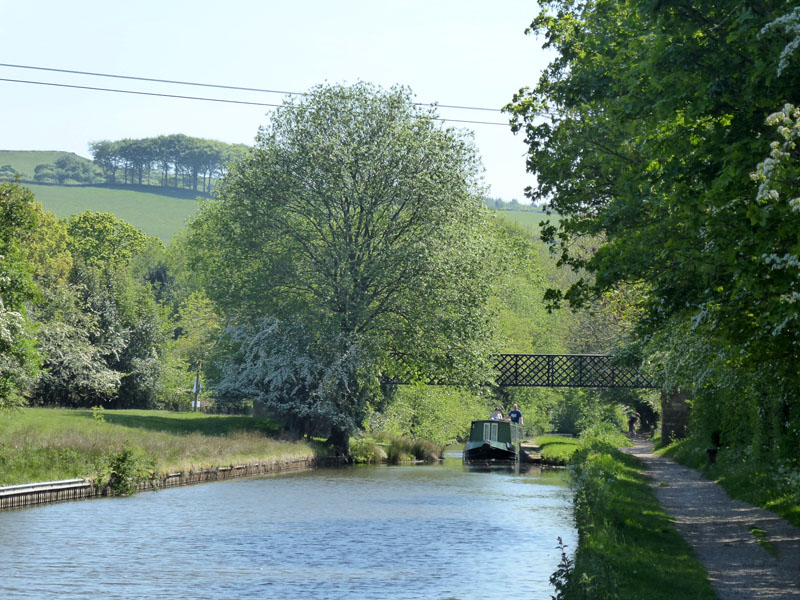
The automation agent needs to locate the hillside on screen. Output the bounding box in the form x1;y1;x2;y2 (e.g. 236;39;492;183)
3;151;551;243
494;209;554;236
22;183;201;242
0;150;92;179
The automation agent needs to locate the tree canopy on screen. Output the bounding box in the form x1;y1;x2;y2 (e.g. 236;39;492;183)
189;82;498;450
89;135;247;192
507;0;800;456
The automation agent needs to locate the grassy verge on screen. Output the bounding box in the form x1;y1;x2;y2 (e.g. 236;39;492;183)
0;408;323;486
553;429;716;599
660;437;800;528
535;434;582;465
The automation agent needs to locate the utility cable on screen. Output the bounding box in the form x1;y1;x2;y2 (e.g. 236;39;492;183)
0;62;502;113
0;77;511;126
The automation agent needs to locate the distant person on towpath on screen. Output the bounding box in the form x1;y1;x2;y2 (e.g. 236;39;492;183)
508;404;524;425
627;411;640;436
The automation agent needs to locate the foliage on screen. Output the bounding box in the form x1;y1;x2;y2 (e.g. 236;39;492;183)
0;183;42;407
65;211;149;271
97;445;155;496
29;210;168;410
507;1;800;461
191;82;498;451
172;291;221;370
27;206;73;288
0;151;85;180
368;384;490;447
32;155;101;185
92;405;105;424
215;317;375;441
348;436;387;464
0;165;20;181
0;281;37;410
29;284;123;407
89;135;247;191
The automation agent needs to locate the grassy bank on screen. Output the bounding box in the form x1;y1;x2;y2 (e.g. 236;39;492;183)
555;429;716;599
0;408;322;486
536;434;582;465
661;437;800;528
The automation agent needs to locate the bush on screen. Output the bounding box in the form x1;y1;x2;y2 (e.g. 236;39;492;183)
97;445;156;496
349;437;387;464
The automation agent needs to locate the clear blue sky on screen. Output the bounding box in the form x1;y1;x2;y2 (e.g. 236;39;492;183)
1;1;551;202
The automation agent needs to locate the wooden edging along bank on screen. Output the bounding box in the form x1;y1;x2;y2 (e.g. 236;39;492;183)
0;455;342;511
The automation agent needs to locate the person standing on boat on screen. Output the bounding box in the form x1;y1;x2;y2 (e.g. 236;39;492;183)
491;407;504;420
508;404;524;426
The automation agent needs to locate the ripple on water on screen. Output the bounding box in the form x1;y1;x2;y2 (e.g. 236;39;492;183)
0;463;575;600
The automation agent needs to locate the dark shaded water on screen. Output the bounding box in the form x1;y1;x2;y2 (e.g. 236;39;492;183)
0;456;575;599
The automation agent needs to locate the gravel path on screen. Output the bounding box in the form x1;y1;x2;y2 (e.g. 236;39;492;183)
621;440;800;599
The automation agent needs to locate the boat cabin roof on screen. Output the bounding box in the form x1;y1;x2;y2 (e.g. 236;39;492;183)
468;419;523;443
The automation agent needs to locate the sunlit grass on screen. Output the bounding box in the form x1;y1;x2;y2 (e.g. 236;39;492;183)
534;434;582;465
0;408;321;485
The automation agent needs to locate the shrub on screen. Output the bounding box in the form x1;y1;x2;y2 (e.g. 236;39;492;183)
97;445;156;496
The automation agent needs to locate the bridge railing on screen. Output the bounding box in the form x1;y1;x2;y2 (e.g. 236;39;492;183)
383;353;654;389
493;354;654;389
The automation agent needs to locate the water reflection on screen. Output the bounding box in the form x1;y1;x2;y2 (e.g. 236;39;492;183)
0;457;576;599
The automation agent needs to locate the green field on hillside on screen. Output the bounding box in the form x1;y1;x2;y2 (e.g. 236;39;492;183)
0;150;92;178
494;209;555;235
4;151;554;243
24;183;201;242
2;150;204;241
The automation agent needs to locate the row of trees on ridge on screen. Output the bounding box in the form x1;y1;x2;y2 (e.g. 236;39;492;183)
89;134;248;192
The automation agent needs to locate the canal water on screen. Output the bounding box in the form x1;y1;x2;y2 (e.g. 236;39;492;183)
0;456;576;599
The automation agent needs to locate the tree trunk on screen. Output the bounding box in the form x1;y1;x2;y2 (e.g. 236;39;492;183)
326;428;351;459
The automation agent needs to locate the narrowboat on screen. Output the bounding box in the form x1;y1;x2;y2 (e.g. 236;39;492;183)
463;419;524;463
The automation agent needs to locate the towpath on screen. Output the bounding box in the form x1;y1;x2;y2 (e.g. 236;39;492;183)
621;440;800;599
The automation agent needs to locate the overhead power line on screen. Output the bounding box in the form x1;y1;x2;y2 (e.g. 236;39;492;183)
0;77;510;127
0;62;503;114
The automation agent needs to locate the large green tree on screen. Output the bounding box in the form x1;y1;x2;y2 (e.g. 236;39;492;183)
507;0;800;454
30;211;166;409
190;82;497;451
0;183;41;407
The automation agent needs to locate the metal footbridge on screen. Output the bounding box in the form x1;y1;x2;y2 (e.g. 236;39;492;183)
386;353;654;389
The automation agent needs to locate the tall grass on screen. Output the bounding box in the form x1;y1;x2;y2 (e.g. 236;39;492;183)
349;432;441;465
0;408;320;485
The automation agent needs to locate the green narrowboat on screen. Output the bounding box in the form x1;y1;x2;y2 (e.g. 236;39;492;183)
463;419;524;463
